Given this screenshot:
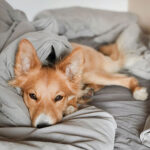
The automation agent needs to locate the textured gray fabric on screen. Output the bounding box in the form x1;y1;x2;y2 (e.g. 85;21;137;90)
89;77;150;150
117;24;150;80
0;0;31;52
0;106;117;150
140;115;150;147
34;7;137;42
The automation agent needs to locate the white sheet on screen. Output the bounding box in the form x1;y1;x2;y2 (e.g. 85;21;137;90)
140;115;150;147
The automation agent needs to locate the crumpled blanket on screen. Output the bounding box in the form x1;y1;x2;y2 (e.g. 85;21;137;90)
0;105;117;150
140;114;150;147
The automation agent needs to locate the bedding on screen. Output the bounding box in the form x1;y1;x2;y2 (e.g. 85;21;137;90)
90;79;150;150
0;106;117;150
0;0;150;150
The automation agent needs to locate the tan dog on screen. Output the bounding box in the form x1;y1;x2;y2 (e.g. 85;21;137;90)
9;39;148;128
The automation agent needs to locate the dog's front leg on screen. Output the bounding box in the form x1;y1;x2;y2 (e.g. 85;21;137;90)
64;97;78;116
77;84;104;104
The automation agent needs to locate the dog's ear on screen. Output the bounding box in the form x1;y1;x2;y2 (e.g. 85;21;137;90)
14;39;41;77
58;50;84;80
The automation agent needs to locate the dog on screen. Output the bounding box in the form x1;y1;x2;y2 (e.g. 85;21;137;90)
9;39;148;128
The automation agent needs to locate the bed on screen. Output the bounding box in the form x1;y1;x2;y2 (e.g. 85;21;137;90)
0;0;150;149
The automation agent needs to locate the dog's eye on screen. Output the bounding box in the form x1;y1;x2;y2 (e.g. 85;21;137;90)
55;95;63;102
29;93;37;100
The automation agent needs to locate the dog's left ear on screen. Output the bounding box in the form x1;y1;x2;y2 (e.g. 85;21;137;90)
58;50;84;80
14;39;41;77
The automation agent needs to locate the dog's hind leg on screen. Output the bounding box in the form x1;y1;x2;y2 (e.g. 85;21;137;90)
99;43;120;61
83;72;148;101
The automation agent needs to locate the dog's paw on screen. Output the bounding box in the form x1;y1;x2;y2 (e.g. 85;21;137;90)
64;106;77;116
133;87;148;101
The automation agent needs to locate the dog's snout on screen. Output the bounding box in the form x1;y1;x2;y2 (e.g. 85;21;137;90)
37;123;51;128
34;113;54;128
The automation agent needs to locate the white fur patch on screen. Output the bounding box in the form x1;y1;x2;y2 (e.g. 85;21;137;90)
66;60;81;79
133;87;148;101
22;56;30;72
65;106;77;115
66;66;72;79
68;95;75;101
34;113;54;127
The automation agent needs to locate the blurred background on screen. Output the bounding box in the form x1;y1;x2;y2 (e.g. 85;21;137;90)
6;0;150;33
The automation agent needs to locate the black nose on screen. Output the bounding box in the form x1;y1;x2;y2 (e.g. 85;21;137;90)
37;123;51;128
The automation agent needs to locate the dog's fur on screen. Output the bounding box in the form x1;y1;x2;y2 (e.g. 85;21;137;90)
9;39;148;128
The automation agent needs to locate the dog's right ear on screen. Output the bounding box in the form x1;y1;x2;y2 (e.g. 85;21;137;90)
14;39;41;77
58;49;84;80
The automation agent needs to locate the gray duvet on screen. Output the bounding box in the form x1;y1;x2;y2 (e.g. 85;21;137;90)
0;0;150;150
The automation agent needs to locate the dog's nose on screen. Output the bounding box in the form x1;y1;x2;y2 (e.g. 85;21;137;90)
34;114;54;128
37;123;51;128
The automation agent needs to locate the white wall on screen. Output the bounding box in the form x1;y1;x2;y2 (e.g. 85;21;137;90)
6;0;128;20
129;0;150;33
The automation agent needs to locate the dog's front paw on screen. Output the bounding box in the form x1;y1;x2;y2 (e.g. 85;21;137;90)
64;106;77;116
133;87;148;101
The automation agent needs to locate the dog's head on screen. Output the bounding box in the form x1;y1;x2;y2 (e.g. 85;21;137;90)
9;39;84;128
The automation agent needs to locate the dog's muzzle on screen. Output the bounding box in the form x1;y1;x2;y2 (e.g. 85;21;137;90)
34;113;54;128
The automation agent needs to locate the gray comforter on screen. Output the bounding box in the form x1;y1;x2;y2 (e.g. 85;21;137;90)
0;0;150;150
